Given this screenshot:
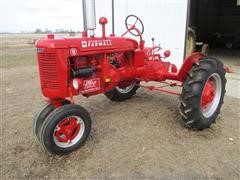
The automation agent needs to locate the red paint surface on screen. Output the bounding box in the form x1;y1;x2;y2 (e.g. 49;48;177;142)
201;79;215;108
36;17;205;103
54;118;80;142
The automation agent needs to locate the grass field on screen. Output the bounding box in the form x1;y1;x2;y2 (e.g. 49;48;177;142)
1;34;45;68
1;34;47;68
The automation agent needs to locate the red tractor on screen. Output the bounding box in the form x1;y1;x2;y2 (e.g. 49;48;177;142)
33;0;226;155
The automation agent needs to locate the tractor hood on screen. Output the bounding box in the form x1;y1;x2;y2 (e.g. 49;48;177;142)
35;35;138;54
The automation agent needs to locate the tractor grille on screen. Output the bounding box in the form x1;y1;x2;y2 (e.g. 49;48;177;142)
38;53;60;89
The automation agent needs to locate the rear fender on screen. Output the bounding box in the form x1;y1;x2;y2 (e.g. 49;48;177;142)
178;52;205;82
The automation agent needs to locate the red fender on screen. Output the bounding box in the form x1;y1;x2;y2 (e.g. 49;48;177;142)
177;52;206;82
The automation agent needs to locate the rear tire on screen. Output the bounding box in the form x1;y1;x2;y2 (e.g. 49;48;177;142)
179;58;226;130
185;27;196;57
105;81;139;101
39;104;91;155
201;43;209;56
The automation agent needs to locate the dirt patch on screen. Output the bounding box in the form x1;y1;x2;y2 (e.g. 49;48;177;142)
1;65;240;179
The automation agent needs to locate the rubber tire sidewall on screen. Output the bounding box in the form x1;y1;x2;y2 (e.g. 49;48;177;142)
33;100;70;143
198;66;225;126
104;83;139;102
40;104;91;155
180;58;226;130
33;103;54;143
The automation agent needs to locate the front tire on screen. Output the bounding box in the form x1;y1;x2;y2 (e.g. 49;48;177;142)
33;103;54;143
179;58;226;130
39;104;91;155
33;100;70;143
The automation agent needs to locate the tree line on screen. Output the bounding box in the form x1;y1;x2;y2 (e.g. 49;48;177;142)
34;28;81;34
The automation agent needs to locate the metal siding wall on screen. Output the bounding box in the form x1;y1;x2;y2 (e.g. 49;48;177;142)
95;0;188;68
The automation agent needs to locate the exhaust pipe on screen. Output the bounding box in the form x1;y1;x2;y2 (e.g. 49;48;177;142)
112;0;115;35
82;0;96;37
82;0;87;31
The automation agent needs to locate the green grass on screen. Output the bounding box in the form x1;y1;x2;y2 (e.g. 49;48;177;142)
1;34;45;68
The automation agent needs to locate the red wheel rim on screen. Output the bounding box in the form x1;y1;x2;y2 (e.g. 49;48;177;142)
201;79;215;109
200;73;222;118
53;116;85;148
116;81;136;94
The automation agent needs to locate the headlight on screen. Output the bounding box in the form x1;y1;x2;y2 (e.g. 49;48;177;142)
72;79;79;90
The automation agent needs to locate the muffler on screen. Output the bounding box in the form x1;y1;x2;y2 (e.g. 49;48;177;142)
82;0;96;37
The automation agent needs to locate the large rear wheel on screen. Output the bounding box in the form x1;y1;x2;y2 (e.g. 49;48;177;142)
179;58;226;130
104;81;139;101
185;27;196;57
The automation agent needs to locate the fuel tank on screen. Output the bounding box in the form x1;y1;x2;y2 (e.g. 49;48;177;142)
36;35;138;56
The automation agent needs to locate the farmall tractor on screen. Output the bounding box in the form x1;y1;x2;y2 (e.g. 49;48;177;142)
33;0;226;155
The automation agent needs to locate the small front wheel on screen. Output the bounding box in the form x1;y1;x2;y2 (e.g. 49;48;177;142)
33;103;54;143
39;104;91;155
33;100;70;143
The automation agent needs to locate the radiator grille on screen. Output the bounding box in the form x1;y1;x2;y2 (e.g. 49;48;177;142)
38;53;60;89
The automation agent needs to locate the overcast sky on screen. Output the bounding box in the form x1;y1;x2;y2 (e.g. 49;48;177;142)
1;0;189;67
1;0;87;32
1;0;129;33
1;0;189;33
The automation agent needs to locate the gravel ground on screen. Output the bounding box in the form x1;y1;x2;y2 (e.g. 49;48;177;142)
1;65;239;179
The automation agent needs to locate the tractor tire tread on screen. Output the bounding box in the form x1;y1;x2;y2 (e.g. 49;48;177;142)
39;104;91;155
179;57;226;130
33;100;70;143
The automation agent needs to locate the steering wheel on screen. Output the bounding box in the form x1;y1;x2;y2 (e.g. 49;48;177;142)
152;46;161;53
125;15;144;36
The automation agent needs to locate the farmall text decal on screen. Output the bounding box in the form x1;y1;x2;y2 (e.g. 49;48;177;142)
81;40;112;48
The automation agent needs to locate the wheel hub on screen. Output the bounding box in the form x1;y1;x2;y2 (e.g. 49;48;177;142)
200;73;222;118
55;118;80;142
116;81;135;94
201;79;215;108
53;116;85;148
